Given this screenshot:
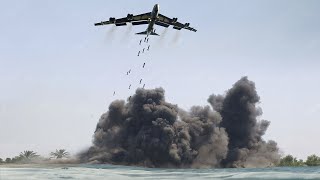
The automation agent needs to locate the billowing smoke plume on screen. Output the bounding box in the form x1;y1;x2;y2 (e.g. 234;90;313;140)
208;77;280;167
79;77;280;168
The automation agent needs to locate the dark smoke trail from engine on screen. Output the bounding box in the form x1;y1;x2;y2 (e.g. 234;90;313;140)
79;77;280;168
105;25;116;42
121;24;133;42
160;28;169;37
172;31;181;45
153;28;169;49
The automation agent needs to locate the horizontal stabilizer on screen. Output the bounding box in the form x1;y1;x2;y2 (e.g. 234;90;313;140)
136;31;148;35
150;31;159;36
136;31;159;36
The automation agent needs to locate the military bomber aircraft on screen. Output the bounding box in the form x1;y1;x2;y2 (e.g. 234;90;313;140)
94;4;197;36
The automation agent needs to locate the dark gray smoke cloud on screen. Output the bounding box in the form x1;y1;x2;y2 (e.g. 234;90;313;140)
79;77;280;168
208;77;280;167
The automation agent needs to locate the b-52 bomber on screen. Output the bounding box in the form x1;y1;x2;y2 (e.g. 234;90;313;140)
94;4;197;36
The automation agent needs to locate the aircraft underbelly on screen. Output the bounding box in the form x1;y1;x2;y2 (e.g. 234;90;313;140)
147;19;155;32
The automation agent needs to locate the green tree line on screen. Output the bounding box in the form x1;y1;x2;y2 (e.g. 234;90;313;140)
278;154;320;167
0;149;69;164
1;151;319;167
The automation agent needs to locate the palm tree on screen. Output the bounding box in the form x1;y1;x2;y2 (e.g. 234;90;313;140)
50;149;69;159
5;158;11;163
305;154;320;166
20;151;39;159
19;150;39;160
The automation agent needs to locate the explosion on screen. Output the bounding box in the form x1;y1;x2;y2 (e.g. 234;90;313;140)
79;77;280;168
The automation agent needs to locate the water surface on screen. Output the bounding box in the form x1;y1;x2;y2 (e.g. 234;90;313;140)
1;164;320;180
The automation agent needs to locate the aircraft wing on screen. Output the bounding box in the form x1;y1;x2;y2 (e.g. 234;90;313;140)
94;20;113;26
95;12;152;26
174;22;197;32
157;14;197;32
157;14;173;25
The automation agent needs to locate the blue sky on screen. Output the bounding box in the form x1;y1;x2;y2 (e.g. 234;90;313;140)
0;0;319;159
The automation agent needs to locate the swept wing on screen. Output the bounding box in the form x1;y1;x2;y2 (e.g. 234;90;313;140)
94;13;152;26
157;14;197;32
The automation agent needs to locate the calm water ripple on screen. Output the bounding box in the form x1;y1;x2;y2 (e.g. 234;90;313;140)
1;164;320;180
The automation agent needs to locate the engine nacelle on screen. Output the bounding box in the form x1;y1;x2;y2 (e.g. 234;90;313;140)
184;23;190;27
127;14;133;20
172;18;178;23
109;17;116;23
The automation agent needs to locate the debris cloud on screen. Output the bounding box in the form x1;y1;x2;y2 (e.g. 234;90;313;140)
80;77;280;168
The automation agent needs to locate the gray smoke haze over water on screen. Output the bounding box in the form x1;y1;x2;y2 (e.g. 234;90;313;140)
79;77;280;168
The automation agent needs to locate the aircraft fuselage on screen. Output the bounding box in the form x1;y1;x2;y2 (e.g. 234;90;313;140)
146;4;159;35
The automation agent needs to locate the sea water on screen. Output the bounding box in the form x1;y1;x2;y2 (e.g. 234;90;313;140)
1;164;320;180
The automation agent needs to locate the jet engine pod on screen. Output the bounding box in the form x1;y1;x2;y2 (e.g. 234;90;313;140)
109;17;116;23
127;14;133;20
184;23;190;27
172;18;178;23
